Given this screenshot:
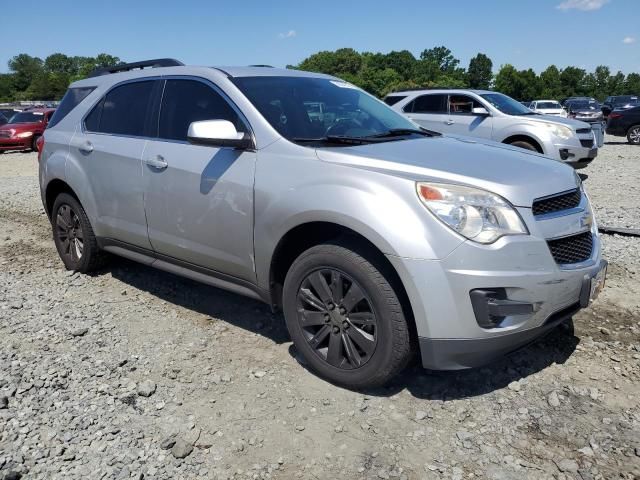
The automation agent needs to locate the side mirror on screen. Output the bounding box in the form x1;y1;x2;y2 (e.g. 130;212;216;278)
187;120;254;149
472;107;490;116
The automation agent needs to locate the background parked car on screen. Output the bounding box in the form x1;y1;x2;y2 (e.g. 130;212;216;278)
602;95;640;118
564;99;604;147
529;100;567;117
0;108;55;152
0;108;18;121
561;96;597;107
0;113;8;126
385;89;598;168
606;105;640;145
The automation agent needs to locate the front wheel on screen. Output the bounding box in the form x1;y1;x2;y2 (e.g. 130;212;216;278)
31;134;40;152
509;140;538;152
282;240;412;388
627;125;640;145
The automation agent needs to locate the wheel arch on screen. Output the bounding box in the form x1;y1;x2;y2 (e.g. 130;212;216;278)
44;178;80;219
502;134;544;153
268;221;419;347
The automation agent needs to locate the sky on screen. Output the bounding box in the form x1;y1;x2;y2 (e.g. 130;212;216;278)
1;0;638;75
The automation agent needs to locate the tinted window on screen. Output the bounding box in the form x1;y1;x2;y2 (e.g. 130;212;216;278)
86;81;155;136
159;79;244;141
384;95;407;106
411;94;447;114
448;95;479;114
48;87;95;128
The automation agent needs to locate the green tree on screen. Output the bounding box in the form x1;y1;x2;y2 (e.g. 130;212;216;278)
559;66;586;98
494;64;523;99
8;54;43;92
624;73;640;94
467;53;493;90
539;65;563;99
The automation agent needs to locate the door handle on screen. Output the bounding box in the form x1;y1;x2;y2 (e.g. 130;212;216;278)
445;120;455;125
78;140;93;153
144;155;168;170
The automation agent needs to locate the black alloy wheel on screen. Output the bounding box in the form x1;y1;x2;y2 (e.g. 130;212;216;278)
296;268;377;369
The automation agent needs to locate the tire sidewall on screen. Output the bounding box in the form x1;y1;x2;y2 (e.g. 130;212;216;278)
51;193;94;272
628;126;640;145
31;134;40;152
510;140;537;152
283;245;403;388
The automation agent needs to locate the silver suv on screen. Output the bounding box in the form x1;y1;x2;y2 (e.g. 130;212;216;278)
384;89;598;169
39;60;606;388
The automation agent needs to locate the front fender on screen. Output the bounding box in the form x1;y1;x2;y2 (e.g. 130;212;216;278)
253;142;464;290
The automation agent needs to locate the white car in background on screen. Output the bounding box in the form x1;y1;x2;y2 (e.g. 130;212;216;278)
530;100;567;117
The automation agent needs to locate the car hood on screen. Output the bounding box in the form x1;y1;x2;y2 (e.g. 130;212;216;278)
519;114;590;130
315;135;578;208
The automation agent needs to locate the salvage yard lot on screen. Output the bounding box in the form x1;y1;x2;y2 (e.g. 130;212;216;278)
0;140;639;480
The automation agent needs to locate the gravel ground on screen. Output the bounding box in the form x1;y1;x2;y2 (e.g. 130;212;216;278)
1;139;639;480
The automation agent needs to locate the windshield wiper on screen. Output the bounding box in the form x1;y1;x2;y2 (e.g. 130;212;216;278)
366;127;440;138
292;135;379;145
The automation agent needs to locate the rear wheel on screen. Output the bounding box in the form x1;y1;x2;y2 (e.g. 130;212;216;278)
282;240;412;388
627;125;640;145
51;193;106;272
509;140;538;152
31;134;40;152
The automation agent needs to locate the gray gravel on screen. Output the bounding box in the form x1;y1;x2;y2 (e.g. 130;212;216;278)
1;142;639;480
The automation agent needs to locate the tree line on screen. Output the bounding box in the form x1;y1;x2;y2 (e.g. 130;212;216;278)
291;47;640;100
1;48;639;103
0;53;121;102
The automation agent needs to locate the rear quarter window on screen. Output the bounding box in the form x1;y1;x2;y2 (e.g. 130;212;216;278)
383;96;407;106
47;87;96;129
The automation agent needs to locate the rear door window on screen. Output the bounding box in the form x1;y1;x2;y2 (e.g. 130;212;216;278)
407;94;448;114
48;86;96;129
84;80;156;137
158;79;245;142
384;95;407;106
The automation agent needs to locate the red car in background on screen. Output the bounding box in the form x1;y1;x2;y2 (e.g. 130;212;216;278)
0;108;55;152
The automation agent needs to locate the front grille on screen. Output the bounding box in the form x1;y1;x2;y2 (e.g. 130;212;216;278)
576;128;591;134
580;138;594;148
532;189;581;216
547;231;593;264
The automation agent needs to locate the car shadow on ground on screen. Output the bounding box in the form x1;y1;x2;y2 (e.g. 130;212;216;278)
99;256;579;400
603;140;629;145
99;256;291;344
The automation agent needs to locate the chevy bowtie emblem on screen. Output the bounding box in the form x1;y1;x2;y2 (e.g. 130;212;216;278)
580;212;593;229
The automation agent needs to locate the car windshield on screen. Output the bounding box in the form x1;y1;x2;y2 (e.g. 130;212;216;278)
7;112;44;124
232;76;420;143
570;101;598;110
536;102;561;109
480;93;534;115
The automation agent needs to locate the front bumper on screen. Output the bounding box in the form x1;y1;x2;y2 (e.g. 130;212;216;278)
0;137;31;151
387;209;603;370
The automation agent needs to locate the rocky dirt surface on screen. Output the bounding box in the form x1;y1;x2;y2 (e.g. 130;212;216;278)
0;140;639;480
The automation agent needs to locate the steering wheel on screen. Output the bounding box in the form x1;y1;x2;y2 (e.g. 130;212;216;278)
325;119;363;136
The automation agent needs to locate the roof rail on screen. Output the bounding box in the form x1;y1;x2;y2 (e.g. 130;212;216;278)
248;64;274;68
87;58;184;78
391;87;456;93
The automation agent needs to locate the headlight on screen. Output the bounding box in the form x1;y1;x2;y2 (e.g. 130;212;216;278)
416;182;528;244
15;131;33;138
544;123;573;140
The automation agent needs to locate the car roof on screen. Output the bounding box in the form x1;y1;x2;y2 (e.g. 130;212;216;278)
532;99;560;103
71;65;336;88
386;89;493;96
13;108;55;113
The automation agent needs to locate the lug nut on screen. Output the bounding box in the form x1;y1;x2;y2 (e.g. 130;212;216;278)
327;303;335;310
339;307;346;315
332;326;340;334
324;314;330;323
342;321;349;329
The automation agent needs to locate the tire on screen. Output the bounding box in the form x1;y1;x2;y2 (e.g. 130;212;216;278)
282;240;412;389
509;140;538;152
627;125;640;145
51;193;107;272
31;134;40;152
